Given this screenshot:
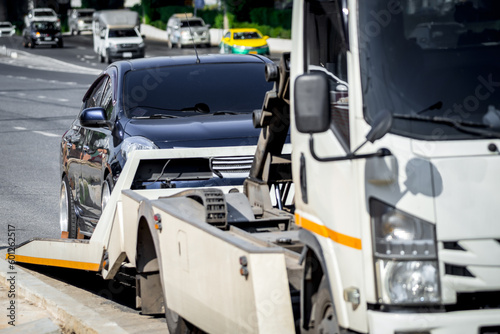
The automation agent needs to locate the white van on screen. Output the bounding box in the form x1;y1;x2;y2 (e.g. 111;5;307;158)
92;10;145;64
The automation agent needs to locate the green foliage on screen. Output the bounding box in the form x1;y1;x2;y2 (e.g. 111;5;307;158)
214;12;235;29
150;20;166;30
249;7;292;30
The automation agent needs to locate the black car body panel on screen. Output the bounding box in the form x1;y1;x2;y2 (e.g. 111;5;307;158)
60;54;274;236
23;21;63;48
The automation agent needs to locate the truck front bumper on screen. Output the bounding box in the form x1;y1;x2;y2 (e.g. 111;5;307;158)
109;47;145;60
368;309;500;334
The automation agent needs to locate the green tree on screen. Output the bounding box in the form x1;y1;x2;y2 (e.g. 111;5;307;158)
225;0;274;22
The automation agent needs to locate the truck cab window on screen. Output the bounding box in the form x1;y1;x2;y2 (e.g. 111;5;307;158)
305;0;350;150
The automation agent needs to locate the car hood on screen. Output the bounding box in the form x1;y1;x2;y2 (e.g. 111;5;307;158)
123;113;262;148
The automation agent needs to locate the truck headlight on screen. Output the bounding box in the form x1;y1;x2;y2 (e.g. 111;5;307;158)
121;136;158;161
370;198;440;305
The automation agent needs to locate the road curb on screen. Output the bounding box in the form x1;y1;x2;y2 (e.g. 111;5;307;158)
0;256;129;334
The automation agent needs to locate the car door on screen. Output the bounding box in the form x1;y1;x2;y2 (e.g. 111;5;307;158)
77;75;110;223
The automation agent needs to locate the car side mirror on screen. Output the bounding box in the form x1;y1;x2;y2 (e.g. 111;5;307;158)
141;34;146;39
223;37;230;42
294;73;331;133
264;36;269;40
80;107;108;128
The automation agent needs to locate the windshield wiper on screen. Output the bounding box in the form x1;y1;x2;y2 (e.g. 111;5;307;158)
393;113;500;138
134;114;178;119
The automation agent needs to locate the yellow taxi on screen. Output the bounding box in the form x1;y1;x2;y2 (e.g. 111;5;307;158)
219;28;270;56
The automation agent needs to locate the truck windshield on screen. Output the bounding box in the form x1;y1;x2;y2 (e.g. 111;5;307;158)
358;0;500;140
123;63;273;118
109;29;138;38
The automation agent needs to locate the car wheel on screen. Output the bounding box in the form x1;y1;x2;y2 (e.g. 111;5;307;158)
60;176;78;239
101;174;114;213
58;40;63;48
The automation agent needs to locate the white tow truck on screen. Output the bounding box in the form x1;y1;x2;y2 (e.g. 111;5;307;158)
10;0;500;333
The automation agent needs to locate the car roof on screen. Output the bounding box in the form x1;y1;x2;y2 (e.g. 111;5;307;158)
113;54;272;72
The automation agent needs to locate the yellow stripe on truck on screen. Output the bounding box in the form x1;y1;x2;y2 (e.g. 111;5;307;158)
6;254;100;272
295;213;362;250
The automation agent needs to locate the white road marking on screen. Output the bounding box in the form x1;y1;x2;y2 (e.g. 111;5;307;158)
33;131;59;137
14;127;26;130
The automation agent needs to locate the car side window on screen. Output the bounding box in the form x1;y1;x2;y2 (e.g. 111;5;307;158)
224;31;230;39
84;76;108;109
101;79;114;120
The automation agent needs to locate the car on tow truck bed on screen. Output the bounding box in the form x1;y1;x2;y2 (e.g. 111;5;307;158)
60;54;275;239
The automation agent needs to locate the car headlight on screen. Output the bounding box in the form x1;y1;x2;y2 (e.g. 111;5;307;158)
121;136;158;161
233;44;249;50
139;42;145;48
371;198;440;305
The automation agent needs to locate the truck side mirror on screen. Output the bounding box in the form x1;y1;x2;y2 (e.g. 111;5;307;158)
294;73;331;133
80;107;108;128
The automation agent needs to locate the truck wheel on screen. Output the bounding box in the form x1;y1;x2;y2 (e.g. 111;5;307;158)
101;174;113;213
312;277;340;334
166;307;202;334
105;51;111;64
60;176;78;239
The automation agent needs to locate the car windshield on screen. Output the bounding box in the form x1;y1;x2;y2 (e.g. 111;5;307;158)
32;22;56;30
358;0;500;140
34;11;55;17
78;12;93;18
233;32;261;40
123;62;273;118
108;29;138;38
180;19;204;27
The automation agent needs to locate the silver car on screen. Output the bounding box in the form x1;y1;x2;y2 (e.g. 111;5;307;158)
0;22;15;36
166;13;211;48
68;8;95;35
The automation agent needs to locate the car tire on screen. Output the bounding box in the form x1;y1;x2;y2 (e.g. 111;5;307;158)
58;40;63;48
101;174;114;213
60;175;78;239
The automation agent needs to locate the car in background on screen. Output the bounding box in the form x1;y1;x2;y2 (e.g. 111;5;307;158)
60;54;274;238
25;8;60;28
68;8;95;35
22;21;63;48
219;28;270;56
166;13;211;48
0;22;16;36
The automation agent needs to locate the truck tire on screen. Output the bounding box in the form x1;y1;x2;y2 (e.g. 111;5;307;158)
60;176;78;239
105;51;111;64
311;277;340;334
